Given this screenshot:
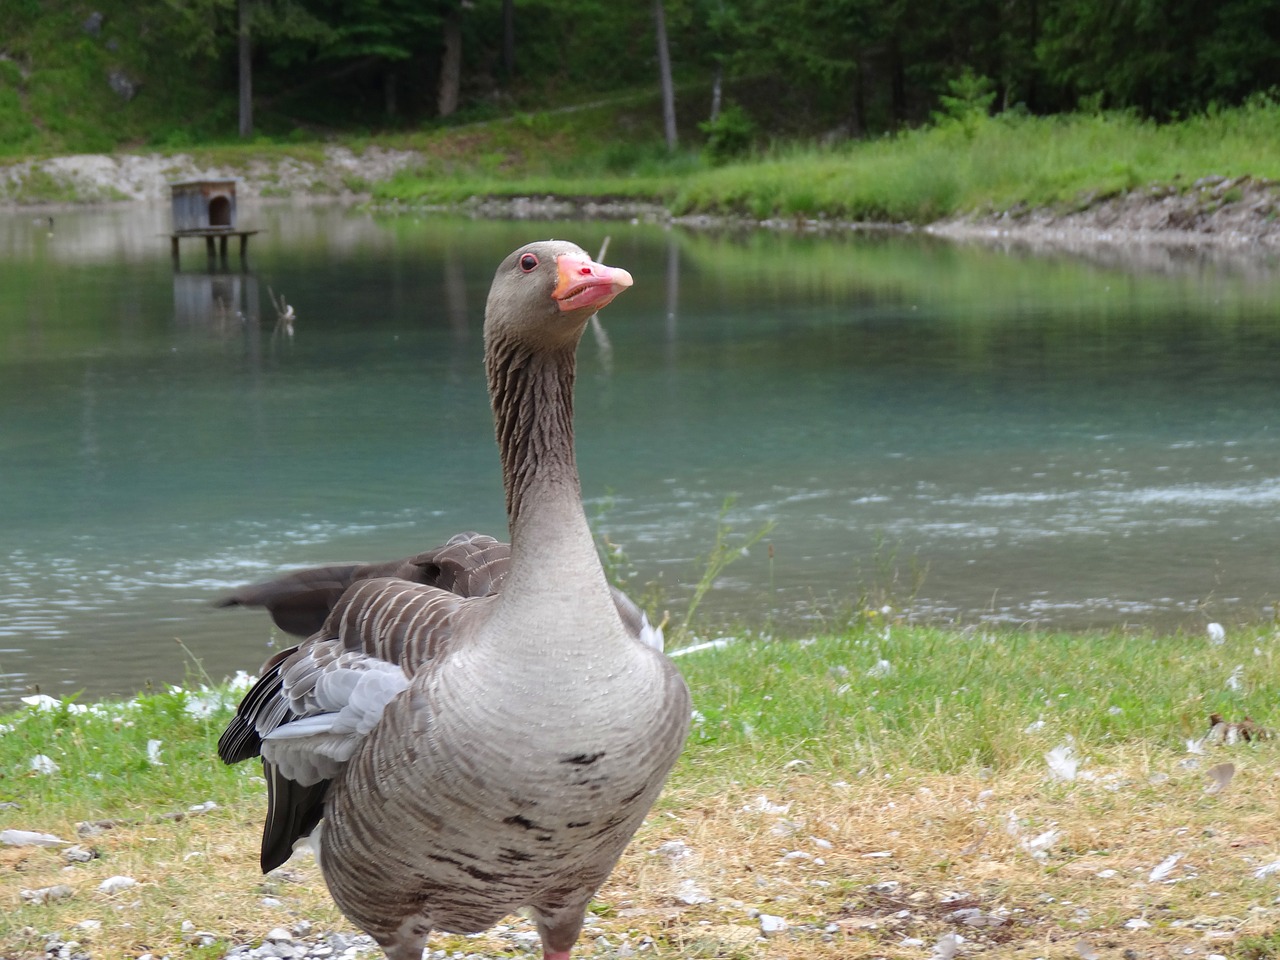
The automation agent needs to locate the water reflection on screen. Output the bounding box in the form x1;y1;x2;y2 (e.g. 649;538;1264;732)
173;272;260;327
2;205;1280;704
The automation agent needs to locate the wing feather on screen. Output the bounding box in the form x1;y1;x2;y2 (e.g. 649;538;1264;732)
215;532;509;639
220;578;480;871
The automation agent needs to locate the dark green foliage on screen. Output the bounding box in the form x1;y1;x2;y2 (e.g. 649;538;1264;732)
1036;0;1280;117
3;0;1280;155
699;102;755;164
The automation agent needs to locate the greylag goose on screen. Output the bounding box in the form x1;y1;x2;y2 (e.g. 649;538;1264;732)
217;241;691;960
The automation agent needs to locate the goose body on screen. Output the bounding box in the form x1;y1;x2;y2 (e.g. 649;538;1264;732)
218;242;691;960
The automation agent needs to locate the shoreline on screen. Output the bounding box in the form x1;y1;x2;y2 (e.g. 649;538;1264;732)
4;150;1280;256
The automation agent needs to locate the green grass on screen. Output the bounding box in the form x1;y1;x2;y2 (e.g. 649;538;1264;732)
369;95;1280;225
2;624;1277;958
0;680;254;816
681;624;1276;776
3;624;1270;815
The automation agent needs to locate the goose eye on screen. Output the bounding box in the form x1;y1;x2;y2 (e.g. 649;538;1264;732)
519;253;539;272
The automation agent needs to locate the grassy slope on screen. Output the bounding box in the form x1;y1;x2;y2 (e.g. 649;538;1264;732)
370;96;1280;226
0;3;232;157
2;625;1278;958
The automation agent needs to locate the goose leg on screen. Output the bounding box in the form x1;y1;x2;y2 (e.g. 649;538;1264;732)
530;895;593;960
379;942;427;960
377;918;430;960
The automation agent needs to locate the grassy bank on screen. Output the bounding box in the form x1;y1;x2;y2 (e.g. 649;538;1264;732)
370;96;1280;226
5;91;1280;233
3;624;1278;958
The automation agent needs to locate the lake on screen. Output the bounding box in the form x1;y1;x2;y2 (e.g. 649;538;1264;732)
3;204;1280;704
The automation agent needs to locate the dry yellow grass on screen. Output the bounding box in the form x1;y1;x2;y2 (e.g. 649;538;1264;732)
4;739;1278;959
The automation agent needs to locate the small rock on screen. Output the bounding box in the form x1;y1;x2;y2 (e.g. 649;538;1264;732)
266;927;295;942
675;879;712;905
98;875;138;894
931;932;963;960
652;840;694;864
82;11;104;35
21;883;75;904
759;914;787;936
106;69;139;102
63;844;97;863
30;754;60;775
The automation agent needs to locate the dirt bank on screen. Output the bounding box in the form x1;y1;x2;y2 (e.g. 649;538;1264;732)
927;174;1280;253
0;146;423;206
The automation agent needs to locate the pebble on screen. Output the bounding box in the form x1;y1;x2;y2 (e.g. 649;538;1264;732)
98;875;138;894
675;879;713;905
759;914;787;936
21;884;75;905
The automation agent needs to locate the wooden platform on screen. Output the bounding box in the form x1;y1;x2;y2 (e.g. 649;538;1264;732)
170;228;261;269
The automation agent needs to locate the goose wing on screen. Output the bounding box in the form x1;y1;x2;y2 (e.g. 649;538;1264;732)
219;577;481;872
214;532;507;638
218;531;663;650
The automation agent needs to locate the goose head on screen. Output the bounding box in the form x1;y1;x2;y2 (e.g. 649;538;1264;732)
485;240;633;350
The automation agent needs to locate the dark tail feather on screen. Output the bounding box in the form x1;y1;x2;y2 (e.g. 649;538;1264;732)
261;761;330;873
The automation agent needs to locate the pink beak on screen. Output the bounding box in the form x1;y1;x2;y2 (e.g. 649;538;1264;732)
552;254;634;313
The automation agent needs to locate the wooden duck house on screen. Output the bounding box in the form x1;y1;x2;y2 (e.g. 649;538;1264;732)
168;178;259;268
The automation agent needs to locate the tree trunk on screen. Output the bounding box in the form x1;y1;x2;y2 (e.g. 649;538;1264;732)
438;6;462;118
709;64;722;123
502;0;516;78
238;0;253;138
850;57;866;136
654;0;677;151
889;39;906;127
384;68;398;118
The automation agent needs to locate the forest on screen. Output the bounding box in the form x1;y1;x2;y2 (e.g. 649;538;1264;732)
3;0;1280;156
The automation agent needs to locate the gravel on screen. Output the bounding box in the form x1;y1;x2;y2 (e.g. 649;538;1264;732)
31;927;551;960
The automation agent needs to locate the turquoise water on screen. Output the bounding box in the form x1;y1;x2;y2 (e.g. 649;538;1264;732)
3;205;1280;703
